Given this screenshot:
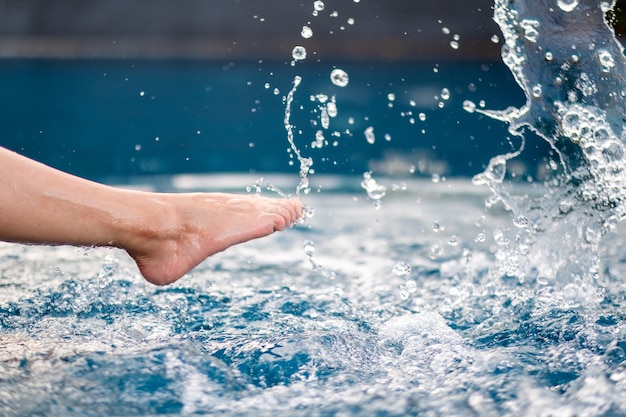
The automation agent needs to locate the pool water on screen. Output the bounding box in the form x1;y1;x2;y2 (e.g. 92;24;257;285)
1;176;626;416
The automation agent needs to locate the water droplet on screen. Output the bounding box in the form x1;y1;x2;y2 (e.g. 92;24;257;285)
399;286;410;300
292;45;307;61
330;68;349;87
432;222;441;232
450;41;459;50
557;0;579;12
303;240;315;256
321;107;330;129
442;27;450;35
513;215;529;228
322;270;336;280
387;93;396;101
559;200;573;214
301;26;313;39
491;34;500;43
361;171;387;200
303;205;315;219
429;244;443;259
364;126;375;144
313;0;325;11
327;101;338;118
463;100;476;113
405;280;417;293
545;51;554;61
392;262;411;277
441;88;450;100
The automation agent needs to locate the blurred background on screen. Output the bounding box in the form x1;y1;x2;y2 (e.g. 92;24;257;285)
0;0;623;181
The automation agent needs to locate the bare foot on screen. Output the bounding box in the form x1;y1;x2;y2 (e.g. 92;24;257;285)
122;193;302;285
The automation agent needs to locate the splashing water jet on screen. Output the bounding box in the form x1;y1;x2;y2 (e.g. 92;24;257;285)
475;0;626;302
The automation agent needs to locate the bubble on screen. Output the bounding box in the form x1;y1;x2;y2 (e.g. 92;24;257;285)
531;84;543;98
313;0;325;11
392;262;412;277
330;68;349;87
301;26;313;39
364;126;375;144
557;0;579;12
520;19;540;42
598;49;615;73
292;46;307;61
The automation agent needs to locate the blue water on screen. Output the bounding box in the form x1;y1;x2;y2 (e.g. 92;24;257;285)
1;176;625;416
0;59;538;180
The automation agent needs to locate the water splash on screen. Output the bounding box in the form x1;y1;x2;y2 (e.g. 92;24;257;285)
302;240;336;279
361;171;387;209
476;0;626;302
284;76;313;196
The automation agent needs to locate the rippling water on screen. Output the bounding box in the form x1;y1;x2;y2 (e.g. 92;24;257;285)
1;177;626;416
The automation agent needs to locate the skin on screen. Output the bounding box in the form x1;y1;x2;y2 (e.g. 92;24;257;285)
0;147;302;285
